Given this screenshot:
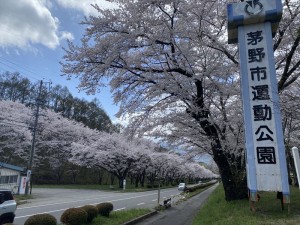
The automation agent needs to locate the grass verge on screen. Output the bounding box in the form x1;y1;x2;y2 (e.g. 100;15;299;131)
14;194;33;205
192;184;300;225
89;208;151;225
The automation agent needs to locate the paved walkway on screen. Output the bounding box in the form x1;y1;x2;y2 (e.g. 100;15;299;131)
135;184;218;225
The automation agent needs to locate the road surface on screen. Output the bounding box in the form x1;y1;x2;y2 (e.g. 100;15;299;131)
15;187;182;224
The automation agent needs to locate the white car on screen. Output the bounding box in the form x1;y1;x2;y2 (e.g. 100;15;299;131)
178;183;186;191
0;189;17;224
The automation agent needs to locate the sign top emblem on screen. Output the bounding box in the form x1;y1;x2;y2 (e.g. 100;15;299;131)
244;0;263;15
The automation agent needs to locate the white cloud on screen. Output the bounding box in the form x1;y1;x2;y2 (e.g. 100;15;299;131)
60;31;75;41
0;0;72;50
55;0;117;16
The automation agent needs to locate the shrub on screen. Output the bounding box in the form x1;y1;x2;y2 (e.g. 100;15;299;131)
96;202;114;217
146;184;159;188
80;205;98;223
24;213;57;225
60;208;87;225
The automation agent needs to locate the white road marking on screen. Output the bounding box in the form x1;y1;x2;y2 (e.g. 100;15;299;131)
15;188;180;220
114;207;126;211
16;205;128;219
18;190;175;210
137;203;145;205
16;208;69;218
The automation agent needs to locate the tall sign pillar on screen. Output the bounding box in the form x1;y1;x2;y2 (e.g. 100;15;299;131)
227;0;290;205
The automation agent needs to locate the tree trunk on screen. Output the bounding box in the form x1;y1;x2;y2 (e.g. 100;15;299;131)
193;79;248;201
139;171;145;187
203;124;248;200
118;177;124;189
213;145;248;200
110;174;115;185
135;176;139;188
98;175;102;185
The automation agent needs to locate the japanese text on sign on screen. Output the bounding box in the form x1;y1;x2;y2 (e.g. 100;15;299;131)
247;29;276;165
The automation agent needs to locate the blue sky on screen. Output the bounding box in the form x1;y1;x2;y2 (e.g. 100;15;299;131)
0;0;120;122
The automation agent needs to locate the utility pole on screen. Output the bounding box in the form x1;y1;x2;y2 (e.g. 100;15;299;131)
25;80;43;195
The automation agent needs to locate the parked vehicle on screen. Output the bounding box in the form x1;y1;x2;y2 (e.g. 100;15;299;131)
178;183;186;191
0;189;17;224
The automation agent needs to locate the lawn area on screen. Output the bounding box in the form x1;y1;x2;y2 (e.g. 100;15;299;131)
192;184;300;225
89;208;151;225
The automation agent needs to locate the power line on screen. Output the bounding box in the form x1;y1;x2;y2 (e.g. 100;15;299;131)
0;56;79;86
0;62;40;82
0;57;42;81
0;58;114;103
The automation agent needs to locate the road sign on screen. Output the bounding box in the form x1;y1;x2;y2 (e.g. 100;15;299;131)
227;0;290;203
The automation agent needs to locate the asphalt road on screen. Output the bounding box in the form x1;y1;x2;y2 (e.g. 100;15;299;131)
14;187;182;225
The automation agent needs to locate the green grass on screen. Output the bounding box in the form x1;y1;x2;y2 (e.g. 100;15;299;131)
192;185;300;225
14;194;33;205
89;208;151;225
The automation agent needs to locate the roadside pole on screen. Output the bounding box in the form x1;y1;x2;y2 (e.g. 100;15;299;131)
25;80;43;195
292;147;300;190
157;181;161;206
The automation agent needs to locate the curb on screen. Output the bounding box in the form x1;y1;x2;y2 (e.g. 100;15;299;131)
122;210;158;225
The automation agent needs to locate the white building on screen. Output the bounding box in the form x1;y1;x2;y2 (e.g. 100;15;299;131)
0;162;25;194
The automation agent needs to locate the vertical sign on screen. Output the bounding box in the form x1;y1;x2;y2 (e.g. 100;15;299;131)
19;176;27;195
227;0;290;202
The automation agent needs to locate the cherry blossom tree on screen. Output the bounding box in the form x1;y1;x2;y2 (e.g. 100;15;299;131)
61;0;300;200
280;83;300;185
0;100;32;163
61;0;244;199
1;100;216;186
127;139;155;187
36;108;101;183
0;100;101;181
71;132;140;188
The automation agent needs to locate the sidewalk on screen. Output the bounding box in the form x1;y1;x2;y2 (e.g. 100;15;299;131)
134;184;218;225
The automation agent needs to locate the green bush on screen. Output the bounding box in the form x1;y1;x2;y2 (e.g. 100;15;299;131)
24;213;57;225
184;181;216;193
60;208;87;225
80;205;98;223
146;184;159;188
96;202;114;217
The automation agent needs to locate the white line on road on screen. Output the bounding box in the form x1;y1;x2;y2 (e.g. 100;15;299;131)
16;194;174;219
151;199;157;201
137;203;145;205
114;207;126;211
18;190;176;210
16;206;128;219
16;208;69;219
15;188;180;222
